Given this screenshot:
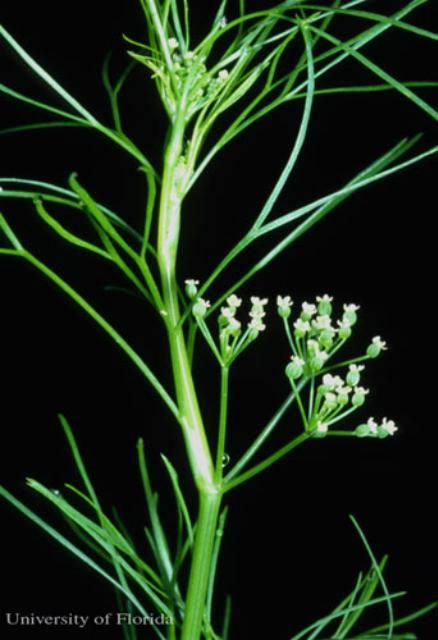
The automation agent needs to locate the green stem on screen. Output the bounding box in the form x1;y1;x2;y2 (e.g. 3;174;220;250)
156;110;221;640
215;366;230;483
157;118;214;492
181;493;222;640
225;432;309;492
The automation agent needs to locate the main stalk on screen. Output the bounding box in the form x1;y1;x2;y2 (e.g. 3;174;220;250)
156;113;222;640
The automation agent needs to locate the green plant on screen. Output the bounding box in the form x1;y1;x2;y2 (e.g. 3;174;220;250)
1;2;437;639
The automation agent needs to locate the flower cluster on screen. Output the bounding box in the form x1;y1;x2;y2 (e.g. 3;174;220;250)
355;417;398;438
278;295;387;375
280;294;396;440
168;40;231;118
190;285;269;365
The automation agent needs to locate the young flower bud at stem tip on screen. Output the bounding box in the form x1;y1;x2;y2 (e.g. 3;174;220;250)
346;364;365;387
367;336;388;358
285;356;304;380
343;303;360;326
277;295;293;318
185;278;200;299
192;298;210;318
316;294;333;316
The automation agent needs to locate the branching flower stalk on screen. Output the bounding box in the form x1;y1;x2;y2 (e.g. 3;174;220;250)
0;1;437;639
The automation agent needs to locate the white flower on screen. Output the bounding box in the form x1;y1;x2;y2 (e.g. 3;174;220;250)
372;336;387;350
219;16;227;28
248;317;266;332
312;315;333;330
323;392;337;405
277;295;293;309
250;296;268;319
168;37;179;51
337;385;352;396
184;278;200;299
346;363;365;386
227;317;241;334
220;306;236;320
381;417;398;436
250;296;268;307
349;364;365;373
286;355;305;380
294;318;311;334
218;69;229;81
302;302;317;316
227;294;242;308
322;374;344;389
354;386;369;396
337;318;353;329
316;421;328;434
367;417;378;435
317;294;333;303
192;298;211;318
196;298;210;310
343;303;360;313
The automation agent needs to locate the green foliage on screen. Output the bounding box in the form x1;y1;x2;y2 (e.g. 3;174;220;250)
0;1;437;639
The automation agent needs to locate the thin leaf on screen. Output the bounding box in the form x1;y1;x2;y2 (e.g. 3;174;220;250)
364;601;438;636
0;486;162;621
33;199;112;260
252;20;315;230
0;177;143;241
350;515;394;638
0;213;24;249
161;454;194;546
0;81;88;123
27;478;171;617
0;121;86;136
310;25;438;121
0;26;99;124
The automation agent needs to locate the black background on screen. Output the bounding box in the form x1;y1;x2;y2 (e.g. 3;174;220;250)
1;1;437;638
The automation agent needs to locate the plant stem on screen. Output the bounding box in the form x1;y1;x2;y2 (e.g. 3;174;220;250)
181;492;222;640
215;366;229;483
157;114;215;493
157;110;222;640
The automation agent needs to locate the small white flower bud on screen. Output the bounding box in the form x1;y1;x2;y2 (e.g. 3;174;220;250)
355;416;377;437
367;336;388;358
168;37;179;51
300;302;317;321
250;296;268;319
294;318;310;338
277;295;293;319
192;298;210;319
352;386;369;407
309;350;328;372
346;364;365;387
285;355;305;380
319;328;335;350
336;385;351;406
248;316;266;338
378;417;398;437
184;278;200;299
343;303;360;326
226;294;242;309
337;318;352;339
323;392;337;410
316;294;333;316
